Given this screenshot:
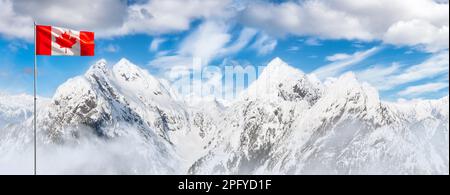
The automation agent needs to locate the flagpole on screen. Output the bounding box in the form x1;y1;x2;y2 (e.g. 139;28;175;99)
33;21;37;176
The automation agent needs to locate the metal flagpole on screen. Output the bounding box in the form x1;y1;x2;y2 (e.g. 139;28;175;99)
33;21;37;175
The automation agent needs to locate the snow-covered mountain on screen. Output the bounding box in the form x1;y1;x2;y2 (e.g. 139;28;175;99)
188;58;449;175
1;59;192;174
0;58;448;174
0;93;49;129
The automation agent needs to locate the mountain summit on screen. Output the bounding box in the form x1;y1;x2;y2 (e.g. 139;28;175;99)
243;57;322;104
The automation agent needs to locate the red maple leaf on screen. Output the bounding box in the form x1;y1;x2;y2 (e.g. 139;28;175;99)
55;31;77;53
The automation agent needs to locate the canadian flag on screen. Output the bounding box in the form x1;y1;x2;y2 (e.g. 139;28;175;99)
36;25;94;56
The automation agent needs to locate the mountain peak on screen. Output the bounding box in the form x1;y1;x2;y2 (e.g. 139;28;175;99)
259;57;304;80
265;57;304;75
113;58;141;71
92;59;107;69
115;58;133;67
264;57;298;73
112;58;156;84
86;59;109;77
242;58;320;102
267;57;286;67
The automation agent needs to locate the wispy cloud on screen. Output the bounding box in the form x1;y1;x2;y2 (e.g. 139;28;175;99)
150;21;258;70
378;51;449;90
149;55;192;70
356;63;401;87
313;47;380;79
177;21;230;65
149;38;166;52
219;28;257;56
354;51;449;98
7;41;28;52
103;44;120;53
398;82;448;97
326;53;352;62
251;33;277;55
304;38;321;46
287;46;300;52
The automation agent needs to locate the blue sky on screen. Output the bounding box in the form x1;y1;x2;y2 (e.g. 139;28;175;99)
0;0;448;101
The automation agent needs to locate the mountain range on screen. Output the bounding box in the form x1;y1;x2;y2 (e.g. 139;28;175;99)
0;58;448;174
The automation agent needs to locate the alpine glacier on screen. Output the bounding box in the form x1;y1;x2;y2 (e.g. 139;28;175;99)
0;58;448;174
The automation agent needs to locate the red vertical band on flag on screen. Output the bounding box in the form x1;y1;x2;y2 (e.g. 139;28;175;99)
36;25;52;55
80;31;94;56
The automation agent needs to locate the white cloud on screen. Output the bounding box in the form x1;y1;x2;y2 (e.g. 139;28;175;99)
380;51;449;90
149;38;166;52
240;1;373;40
313;47;380;78
177;21;231;64
0;0;129;40
103;44;120;53
0;0;35;40
240;0;449;52
108;0;233;37
0;0;233;39
288;46;300;52
251;33;277;55
218;28;258;56
149;55;192;70
155;50;171;57
398;82;448;96
326;53;352;62
150;21;258;70
384;19;449;52
356;63;401;87
14;0;127;29
355;51;449;92
1;0;448;54
7;41;28;52
304;38;322;46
